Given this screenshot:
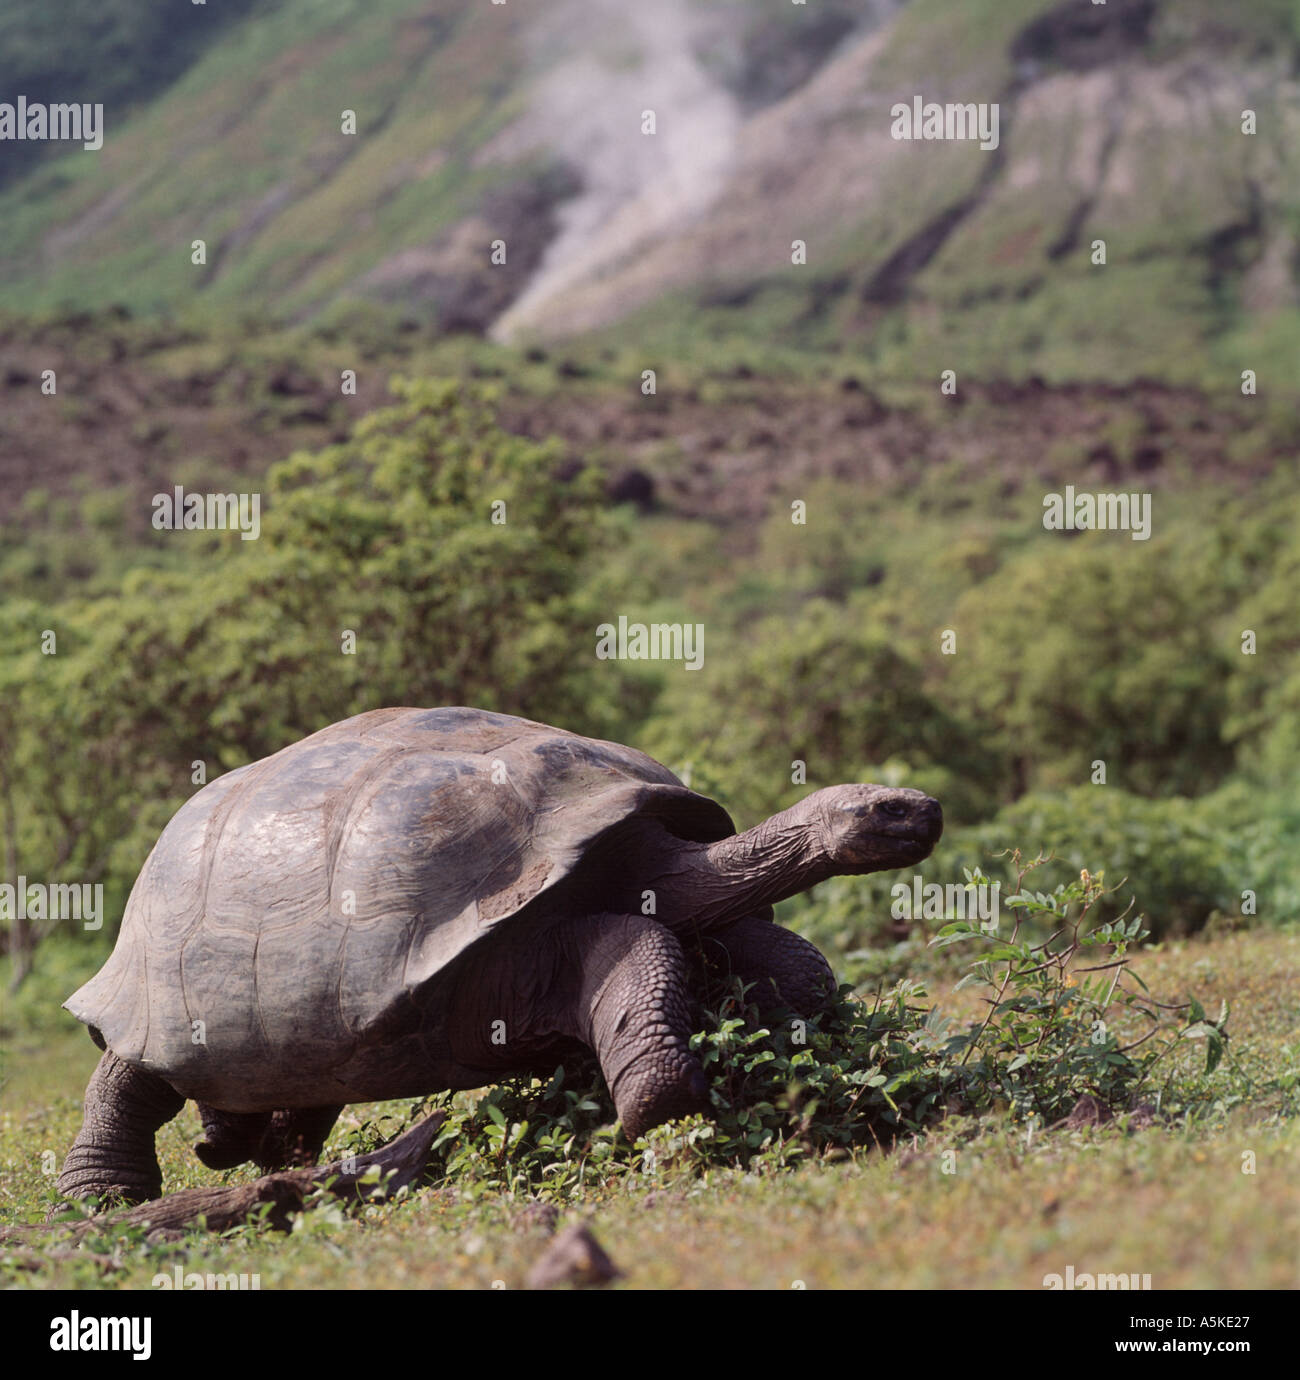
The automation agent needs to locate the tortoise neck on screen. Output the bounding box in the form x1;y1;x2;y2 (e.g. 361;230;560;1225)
643;807;834;931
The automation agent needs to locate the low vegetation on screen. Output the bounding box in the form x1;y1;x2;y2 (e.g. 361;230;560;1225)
3;921;1294;1288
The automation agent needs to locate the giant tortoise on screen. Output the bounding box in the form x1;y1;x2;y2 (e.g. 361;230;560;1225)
58;706;942;1203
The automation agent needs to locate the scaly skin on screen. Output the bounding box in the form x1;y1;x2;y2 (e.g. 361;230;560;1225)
195;1103;341;1171
194;1104;269;1170
700;912;836;1018
589;785;943;934
569;913;710;1139
257;1106;343;1169
56;1051;183;1205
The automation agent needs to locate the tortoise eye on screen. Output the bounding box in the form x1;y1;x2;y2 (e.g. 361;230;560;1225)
878;800;908;819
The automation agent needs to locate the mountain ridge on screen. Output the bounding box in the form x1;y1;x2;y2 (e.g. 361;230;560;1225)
0;0;1297;384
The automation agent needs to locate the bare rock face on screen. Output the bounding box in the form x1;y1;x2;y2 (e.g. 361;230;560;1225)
526;1222;621;1290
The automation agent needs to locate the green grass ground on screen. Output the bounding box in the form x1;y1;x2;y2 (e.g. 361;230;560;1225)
2;927;1295;1289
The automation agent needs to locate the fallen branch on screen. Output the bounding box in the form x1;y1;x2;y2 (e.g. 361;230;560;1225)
0;1112;445;1246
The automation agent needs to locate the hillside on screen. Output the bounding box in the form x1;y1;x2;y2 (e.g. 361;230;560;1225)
1;0;1298;384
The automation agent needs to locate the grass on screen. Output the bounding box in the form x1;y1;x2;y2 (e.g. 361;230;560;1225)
3;926;1295;1289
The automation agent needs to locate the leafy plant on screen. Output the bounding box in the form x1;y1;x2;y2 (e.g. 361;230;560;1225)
952;791;1239;936
929;854;1228;1122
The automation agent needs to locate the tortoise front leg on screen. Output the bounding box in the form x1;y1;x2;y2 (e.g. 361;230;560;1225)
569;913;711;1139
57;1050;184;1206
699;913;835;1019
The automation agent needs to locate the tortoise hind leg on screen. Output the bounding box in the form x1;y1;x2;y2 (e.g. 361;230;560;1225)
194;1104;271;1170
256;1105;342;1170
195;1104;341;1170
57;1050;184;1206
700;913;835;1018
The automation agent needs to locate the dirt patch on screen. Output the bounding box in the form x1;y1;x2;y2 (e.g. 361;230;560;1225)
0;316;1278;538
497;375;1269;530
0;317;385;529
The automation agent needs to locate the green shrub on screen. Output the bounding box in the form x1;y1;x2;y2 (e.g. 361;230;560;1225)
779;786;1242;985
954;789;1239;936
1187;781;1300;926
949;537;1236;798
1224;498;1300;779
642;596;995;827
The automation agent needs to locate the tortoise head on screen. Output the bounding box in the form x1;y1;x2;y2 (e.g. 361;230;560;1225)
808;784;943;873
